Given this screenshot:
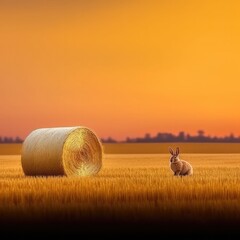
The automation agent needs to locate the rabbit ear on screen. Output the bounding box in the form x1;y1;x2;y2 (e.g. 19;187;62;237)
175;147;180;156
169;147;174;155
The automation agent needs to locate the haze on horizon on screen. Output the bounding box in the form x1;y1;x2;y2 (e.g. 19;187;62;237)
1;0;240;140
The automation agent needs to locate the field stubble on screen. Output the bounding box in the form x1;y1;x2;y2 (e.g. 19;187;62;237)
0;154;240;237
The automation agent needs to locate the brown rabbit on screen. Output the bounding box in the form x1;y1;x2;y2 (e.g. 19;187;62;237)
169;147;193;176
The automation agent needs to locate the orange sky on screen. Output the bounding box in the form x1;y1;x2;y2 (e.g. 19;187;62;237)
1;0;240;140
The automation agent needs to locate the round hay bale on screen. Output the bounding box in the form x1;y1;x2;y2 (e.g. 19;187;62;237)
21;127;102;176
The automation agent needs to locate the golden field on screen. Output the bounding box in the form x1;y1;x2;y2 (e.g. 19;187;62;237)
0;152;240;237
2;142;240;155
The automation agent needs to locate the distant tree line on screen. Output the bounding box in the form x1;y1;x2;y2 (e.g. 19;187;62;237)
2;130;240;144
101;130;240;143
0;136;23;143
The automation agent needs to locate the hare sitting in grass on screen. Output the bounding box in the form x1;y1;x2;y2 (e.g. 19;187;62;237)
169;147;193;176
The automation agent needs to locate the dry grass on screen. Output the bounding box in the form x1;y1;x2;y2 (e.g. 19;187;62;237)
104;143;240;153
1;154;240;218
0;153;240;237
3;143;240;155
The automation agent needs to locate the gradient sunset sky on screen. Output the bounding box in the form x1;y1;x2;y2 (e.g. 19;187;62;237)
1;0;240;140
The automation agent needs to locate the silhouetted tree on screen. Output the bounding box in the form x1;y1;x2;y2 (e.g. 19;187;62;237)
197;130;205;137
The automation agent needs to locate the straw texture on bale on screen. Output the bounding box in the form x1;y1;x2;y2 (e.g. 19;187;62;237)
21;127;102;176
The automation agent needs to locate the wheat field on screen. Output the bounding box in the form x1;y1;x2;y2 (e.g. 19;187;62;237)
0;153;240;237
